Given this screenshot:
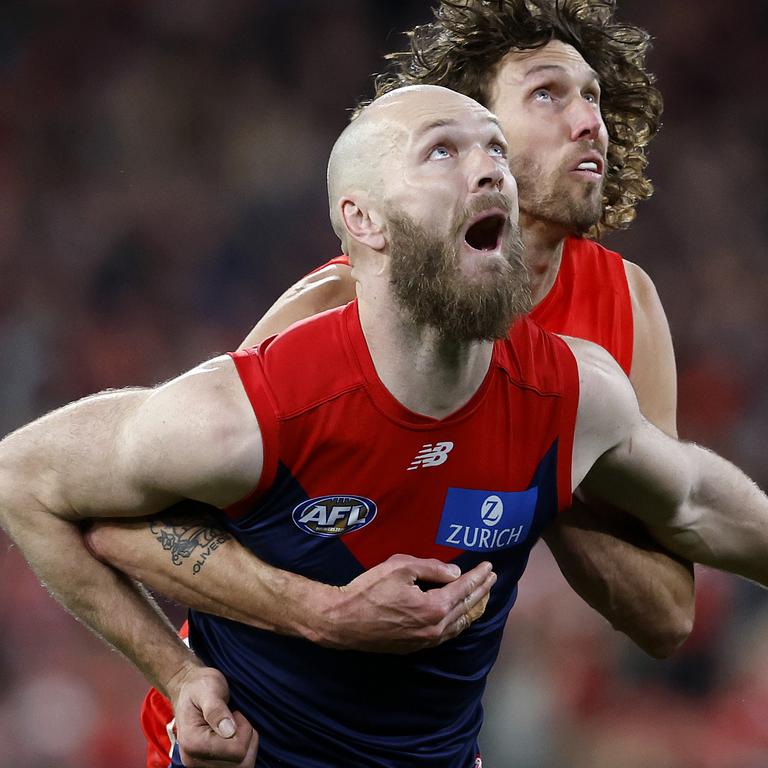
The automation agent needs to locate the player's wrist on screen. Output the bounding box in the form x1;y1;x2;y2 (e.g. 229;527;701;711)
161;653;208;704
293;581;345;648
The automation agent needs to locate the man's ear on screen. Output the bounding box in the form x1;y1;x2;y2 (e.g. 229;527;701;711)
340;197;386;251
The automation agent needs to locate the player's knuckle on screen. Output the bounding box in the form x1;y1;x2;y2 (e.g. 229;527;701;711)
433;592;452;616
422;624;443;644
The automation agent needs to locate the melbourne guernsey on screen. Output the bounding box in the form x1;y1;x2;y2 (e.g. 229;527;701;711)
173;300;578;767
144;234;632;766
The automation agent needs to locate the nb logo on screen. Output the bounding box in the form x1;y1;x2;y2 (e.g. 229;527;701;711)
407;441;454;470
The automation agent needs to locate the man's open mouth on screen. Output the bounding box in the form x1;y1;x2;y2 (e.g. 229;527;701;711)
464;212;507;251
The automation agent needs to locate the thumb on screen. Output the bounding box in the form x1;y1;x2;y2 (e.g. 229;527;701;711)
408;557;462;585
200;697;237;738
216;717;236;738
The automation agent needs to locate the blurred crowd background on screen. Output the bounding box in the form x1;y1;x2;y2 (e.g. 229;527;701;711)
1;1;767;766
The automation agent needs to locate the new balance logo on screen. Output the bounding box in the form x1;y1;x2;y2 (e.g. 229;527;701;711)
407;441;454;470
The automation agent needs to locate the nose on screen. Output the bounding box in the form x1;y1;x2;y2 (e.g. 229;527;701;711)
568;98;602;143
467;147;505;192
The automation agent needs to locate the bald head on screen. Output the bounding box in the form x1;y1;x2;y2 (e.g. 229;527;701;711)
327;85;498;250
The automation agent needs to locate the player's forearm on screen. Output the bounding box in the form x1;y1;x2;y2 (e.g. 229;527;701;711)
87;515;491;654
648;443;768;587
543;496;694;658
86;515;337;644
0;488;202;697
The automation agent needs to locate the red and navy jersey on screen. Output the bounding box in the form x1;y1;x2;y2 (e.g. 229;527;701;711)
180;301;579;767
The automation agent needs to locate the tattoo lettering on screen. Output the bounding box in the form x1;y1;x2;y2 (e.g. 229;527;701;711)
150;518;232;576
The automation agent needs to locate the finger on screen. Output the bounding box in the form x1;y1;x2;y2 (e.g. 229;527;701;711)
198;693;237;739
235;712;259;768
441;571;497;638
180;715;255;767
428;561;493;606
391;555;462;584
466;590;491;624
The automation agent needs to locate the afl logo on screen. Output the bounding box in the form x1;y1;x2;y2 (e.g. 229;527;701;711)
292;495;377;538
481;495;504;526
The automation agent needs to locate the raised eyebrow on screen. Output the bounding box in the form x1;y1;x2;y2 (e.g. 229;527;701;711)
523;63;600;86
416;116;506;144
415;118;459;139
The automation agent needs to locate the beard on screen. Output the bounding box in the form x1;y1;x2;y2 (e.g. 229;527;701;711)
512;153;604;235
387;199;531;343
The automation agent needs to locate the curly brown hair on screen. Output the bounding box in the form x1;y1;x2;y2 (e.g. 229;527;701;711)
372;0;662;235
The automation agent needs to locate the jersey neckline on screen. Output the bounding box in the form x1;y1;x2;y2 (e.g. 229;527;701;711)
342;301;499;429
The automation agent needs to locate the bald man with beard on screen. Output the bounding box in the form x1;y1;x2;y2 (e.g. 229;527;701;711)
5;86;768;768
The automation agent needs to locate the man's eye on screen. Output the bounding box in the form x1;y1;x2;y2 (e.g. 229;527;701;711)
584;92;599;104
533;89;552;102
489;144;506;158
428;146;451;160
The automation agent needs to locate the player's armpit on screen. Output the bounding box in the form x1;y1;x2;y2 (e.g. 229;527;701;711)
239;261;354;349
542;496;694;658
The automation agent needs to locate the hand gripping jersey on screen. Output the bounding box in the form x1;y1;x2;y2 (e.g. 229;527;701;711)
143;234;632;767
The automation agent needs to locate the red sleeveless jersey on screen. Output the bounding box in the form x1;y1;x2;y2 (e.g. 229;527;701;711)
180;302;578;767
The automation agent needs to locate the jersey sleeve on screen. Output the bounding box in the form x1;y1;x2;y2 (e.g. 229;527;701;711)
224;348;280;518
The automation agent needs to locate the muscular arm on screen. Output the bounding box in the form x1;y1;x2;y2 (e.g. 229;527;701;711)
573;339;768;587
87;264;494;652
542;262;694;658
0;359;263;764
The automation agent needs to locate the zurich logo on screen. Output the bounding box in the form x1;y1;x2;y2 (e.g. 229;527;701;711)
292;495;377;538
480;495;504;526
436;487;538;552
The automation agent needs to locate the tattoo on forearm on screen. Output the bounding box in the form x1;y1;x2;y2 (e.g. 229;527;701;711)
150;518;232;575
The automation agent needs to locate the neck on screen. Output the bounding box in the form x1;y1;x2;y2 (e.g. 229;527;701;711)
356;291;494;420
520;213;569;305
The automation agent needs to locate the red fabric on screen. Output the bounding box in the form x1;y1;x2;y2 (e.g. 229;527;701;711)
141;622;188;768
529;237;633;375
224;304;577;545
141;686;175;768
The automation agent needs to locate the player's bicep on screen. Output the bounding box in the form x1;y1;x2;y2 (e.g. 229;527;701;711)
239;262;355;349
121;356;264;513
569;336;689;517
580;415;695;530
